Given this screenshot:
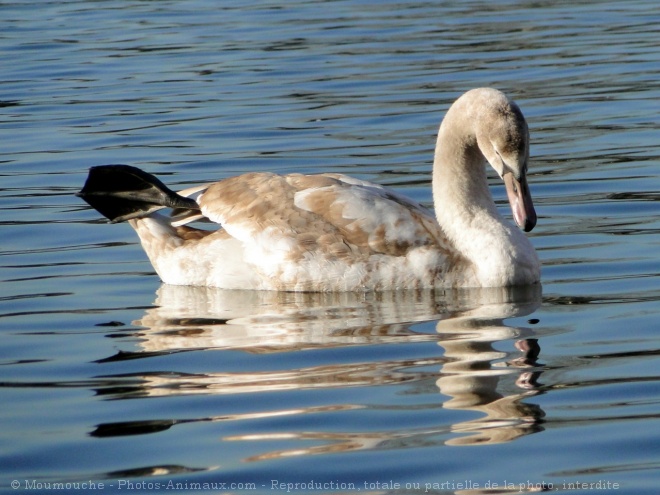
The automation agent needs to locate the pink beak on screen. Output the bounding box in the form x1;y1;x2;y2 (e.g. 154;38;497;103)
503;172;537;232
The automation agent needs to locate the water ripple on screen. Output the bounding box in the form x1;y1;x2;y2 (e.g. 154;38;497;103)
1;0;659;491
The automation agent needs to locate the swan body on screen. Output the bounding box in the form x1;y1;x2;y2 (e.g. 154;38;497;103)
78;88;540;291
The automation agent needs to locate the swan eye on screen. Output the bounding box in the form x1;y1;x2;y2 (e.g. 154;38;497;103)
492;149;506;173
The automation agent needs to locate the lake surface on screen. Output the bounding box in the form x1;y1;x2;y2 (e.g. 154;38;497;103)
1;0;659;493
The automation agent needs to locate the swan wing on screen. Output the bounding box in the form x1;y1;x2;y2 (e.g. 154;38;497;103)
196;172;447;261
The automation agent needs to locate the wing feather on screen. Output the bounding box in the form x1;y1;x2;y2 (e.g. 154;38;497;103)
196;172;449;262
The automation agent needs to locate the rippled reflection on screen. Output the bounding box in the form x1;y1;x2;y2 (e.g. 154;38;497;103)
436;306;544;446
93;285;544;456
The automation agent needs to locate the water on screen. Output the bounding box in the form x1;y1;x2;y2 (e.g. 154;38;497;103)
1;0;659;493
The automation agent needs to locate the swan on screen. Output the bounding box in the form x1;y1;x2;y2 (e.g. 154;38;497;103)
78;88;540;291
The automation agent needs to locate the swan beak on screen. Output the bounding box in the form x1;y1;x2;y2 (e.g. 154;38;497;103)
503;172;537;232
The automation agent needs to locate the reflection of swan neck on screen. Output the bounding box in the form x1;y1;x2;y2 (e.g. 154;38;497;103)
433;289;543;446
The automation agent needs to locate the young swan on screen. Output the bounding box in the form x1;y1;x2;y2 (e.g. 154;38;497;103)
78;88;540;291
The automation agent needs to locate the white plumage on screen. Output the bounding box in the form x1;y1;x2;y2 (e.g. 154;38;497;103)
79;88;540;291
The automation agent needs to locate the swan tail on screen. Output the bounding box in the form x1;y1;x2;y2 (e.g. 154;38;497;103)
77;165;200;223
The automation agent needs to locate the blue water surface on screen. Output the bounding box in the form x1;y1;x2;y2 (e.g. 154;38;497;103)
1;1;659;494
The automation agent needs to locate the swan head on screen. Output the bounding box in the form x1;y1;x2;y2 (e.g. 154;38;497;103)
469;88;538;232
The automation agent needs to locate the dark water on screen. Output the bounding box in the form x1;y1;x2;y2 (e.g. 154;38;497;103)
1;1;659;494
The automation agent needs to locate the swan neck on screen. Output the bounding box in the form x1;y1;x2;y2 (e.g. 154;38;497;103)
430;111;524;287
429;102;539;287
432;119;497;222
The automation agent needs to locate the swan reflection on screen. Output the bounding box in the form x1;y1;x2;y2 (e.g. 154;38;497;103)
436;304;544;446
94;285;544;456
133;286;450;354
